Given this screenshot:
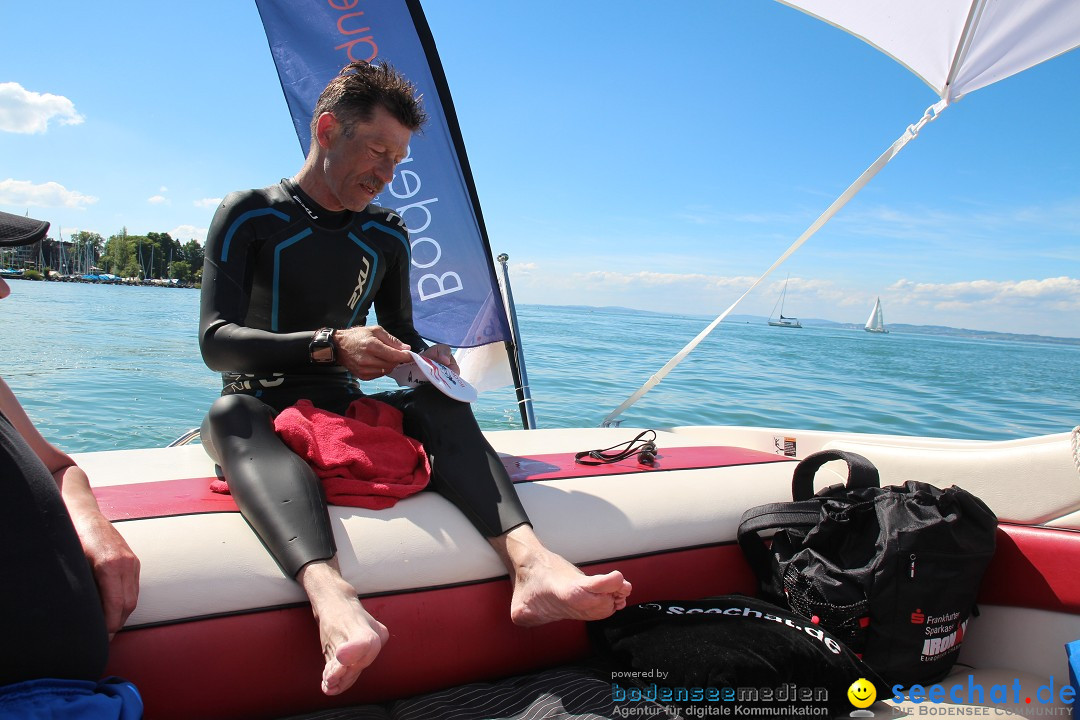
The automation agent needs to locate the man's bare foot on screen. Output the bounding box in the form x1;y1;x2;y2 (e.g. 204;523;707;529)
298;559;389;696
491;526;632;627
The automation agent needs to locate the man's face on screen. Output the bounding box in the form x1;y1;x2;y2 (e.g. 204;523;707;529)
322;105;412;212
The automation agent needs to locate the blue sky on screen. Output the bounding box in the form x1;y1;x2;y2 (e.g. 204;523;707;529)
1;2;1077;338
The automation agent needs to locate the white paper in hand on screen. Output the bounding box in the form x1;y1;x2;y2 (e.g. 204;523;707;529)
389;351;478;403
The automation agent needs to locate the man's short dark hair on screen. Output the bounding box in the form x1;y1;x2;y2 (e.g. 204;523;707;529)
309;60;428;142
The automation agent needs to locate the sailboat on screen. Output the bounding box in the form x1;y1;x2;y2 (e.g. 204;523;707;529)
768;276;802;328
865;296;889;334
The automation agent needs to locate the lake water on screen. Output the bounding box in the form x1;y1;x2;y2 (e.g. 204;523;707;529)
1;280;1076;453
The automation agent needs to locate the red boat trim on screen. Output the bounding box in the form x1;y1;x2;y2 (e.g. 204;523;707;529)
120;539;742;631
106;544;759;720
93;446;793;522
101;523;1080;719
977;523;1080;614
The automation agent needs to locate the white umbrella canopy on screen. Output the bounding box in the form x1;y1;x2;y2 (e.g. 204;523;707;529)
779;0;1080;102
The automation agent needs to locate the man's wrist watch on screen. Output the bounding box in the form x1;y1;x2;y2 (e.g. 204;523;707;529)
309;327;336;364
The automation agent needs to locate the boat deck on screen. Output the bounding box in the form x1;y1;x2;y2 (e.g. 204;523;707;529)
74;425;1080;719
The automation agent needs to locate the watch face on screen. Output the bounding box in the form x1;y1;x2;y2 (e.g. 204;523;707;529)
310;329;335;363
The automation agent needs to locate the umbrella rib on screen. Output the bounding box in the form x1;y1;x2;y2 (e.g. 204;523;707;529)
944;0;991;102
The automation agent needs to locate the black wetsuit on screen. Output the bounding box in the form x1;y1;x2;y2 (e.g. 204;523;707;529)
0;409;108;686
199;180;529;577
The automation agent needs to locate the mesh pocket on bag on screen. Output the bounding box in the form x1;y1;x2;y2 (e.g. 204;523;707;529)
783;565;869;654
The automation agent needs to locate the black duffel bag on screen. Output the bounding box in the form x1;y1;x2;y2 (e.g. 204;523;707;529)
737;449;998;686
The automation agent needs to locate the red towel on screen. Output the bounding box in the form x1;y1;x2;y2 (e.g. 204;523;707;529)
210;398;430;509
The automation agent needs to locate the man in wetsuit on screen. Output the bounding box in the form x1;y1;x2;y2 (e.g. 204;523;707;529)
199;61;631;697
0;211;141;695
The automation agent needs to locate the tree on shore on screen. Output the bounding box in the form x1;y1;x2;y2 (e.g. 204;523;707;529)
181;239;204;282
102;228;142;278
101;229;203;281
70;231;105;272
169;260;192;281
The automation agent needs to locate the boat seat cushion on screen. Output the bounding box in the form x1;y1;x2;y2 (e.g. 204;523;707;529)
821;434;1080;526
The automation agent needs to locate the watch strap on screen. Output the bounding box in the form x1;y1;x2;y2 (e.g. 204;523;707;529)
309;327;336;364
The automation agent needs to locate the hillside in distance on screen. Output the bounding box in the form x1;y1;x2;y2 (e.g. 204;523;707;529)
532;306;1080;347
726;314;1080;346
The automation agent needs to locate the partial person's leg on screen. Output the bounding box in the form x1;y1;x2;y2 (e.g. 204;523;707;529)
203;393;387;695
0;422;108;685
204;393;335;576
381;385;632;625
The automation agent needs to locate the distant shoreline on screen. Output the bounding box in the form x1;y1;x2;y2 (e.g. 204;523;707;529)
537;304;1080;347
6;284;1075;345
3;274;199;290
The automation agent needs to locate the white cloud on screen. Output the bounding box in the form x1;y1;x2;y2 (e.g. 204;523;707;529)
169;225;207;245
0;82;83;134
579;270;758;291
147;195;168;205
890;277;1080;304
0;178;97;208
510;261;537;276
194;197;223;209
503;260;1080;337
887;277;1080;327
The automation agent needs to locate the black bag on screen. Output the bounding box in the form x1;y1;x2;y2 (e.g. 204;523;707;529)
737;449;998;686
588;594;886;717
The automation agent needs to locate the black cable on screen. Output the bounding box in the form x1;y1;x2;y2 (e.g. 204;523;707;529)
574;429;658;466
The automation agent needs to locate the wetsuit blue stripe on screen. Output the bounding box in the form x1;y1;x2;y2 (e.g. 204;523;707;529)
221;208;290;262
346;232;379;327
271;229;313;331
361;221;410;259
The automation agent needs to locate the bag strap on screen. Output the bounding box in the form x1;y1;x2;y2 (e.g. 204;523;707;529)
791;450;879;501
737;500;822;598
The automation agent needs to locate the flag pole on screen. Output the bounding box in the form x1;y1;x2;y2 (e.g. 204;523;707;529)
497;253;536;429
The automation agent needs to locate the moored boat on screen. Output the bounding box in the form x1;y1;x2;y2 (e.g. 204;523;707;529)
768;276;803;329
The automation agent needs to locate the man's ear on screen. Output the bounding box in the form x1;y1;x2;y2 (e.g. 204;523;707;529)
314;112;338;148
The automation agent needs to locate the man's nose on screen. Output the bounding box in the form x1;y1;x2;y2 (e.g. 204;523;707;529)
375;157;396;184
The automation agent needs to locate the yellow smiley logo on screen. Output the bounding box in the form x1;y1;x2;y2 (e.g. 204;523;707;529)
847;678;877;709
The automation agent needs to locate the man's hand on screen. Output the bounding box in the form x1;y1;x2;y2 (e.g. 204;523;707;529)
334;325;414;380
420;343;460;375
71;510;141;636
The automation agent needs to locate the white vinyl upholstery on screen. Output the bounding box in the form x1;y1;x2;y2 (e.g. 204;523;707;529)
822;431;1080;527
75;429;798;627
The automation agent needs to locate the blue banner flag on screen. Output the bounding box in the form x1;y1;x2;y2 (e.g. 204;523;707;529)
255;0;511;348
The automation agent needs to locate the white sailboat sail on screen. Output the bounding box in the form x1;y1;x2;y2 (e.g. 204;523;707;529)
865;297;888;333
